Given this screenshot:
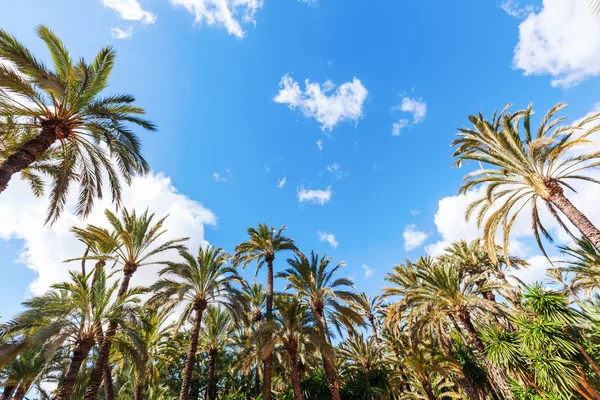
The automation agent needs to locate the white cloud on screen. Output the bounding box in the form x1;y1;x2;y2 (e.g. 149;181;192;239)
392;119;409;136
500;0;534;18
274;74;368;131
403;224;428;251
316;139;323;151
297;187;332;205
102;0;156;24
170;0;263;38
410;209;420;217
213;173;227;183
111;26;133;39
514;255;560;285
317;231;338;248
362;264;374;278
394;97;427;123
0;173;216;296
277;177;287;189
513;0;600;87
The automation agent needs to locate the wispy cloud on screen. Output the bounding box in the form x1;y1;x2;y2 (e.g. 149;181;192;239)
213;173;227;183
362;264;374;278
297;187;332;205
316;139;323;151
275;74;368;131
500;0;534;18
111;26;133;39
277;177;287;189
403;224;428;251
392;97;427;136
102;0;156;23
318;231;338;248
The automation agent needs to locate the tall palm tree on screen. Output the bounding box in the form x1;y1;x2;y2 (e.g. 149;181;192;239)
255;296;321;400
199;307;234;400
2;267;141;400
452;103;600;259
0;26;155;223
83;208;187;400
556;238;600;296
233;223;297;400
150;245;240;400
277;251;361;400
349;293;383;342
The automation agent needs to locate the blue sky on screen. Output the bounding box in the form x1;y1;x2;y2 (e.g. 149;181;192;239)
2;0;600;319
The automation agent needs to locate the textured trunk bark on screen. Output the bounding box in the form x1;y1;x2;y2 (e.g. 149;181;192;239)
179;306;206;400
288;342;304;400
548;188;600;253
368;316;379;343
1;385;15;400
422;380;436;400
577;367;600;400
56;339;95;400
207;348;217;400
440;332;481;400
0;124;57;193
315;311;341;400
262;256;274;400
458;312;513;400
134;380;144;400
85;269;135;400
103;362;114;400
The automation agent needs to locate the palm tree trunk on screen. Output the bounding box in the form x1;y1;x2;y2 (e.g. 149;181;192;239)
254;367;260;398
85;267;135;400
422;379;436;400
440;332;481;400
134;379;144;400
179;305;206;400
12;383;29;400
315;312;341;400
457;311;513;399
368;316;379;342
548;187;600;253
263;256;275;400
56;338;95;400
103;362;115;400
287;342;304;400
1;385;15;400
207;348;217;400
0;124;57;193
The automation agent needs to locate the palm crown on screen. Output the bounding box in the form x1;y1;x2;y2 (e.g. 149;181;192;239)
0;25;155;222
452;103;600;260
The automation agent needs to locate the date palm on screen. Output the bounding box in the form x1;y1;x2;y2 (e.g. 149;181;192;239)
3;266;141;400
0;26;155;223
150;245;240;400
349;293;383;342
82;208;187;400
452;103;600;260
233;223;297;400
277;251;361;400
255;296;321;400
556;238;600;296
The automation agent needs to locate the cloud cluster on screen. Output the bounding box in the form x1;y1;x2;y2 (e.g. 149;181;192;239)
111;26;133;39
392;97;427;136
317;231;338;248
500;0;534;19
169;0;264;38
403;224;428;251
0;173;217;297
274;74;368;131
513;0;600;87
297;187;332;205
103;0;156;23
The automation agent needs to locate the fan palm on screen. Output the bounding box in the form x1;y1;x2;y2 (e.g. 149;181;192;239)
277;251;361;400
452;103;600;260
150;245;240;400
255;296;321;400
199;307;234;400
82;208;187;400
0;26;155;223
2;266;142;400
233;223;297;400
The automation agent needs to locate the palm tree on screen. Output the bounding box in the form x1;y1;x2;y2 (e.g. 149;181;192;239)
0;26;155;223
384;258;515;398
83;208;187;400
2;267;141;400
255;296;321;400
199;307;234;400
277;251;361;400
349;293;383;342
233;223;297;400
556;238;600;297
452;103;600;259
150;245;240;400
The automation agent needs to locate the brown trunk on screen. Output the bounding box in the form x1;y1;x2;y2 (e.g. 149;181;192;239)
254;367;261;398
134;380;144;400
0;123;57;193
12;383;28;400
577;367;600;400
575;340;600;379
262;256;274;400
368;315;379;343
103;362;114;400
56;338;95;400
440;332;481;400
207;348;217;400
1;385;15;400
548;187;600;253
458;311;513;399
315;310;341;400
288;341;304;400
85;269;135;400
422;379;436;400
574;384;594;400
179;305;206;400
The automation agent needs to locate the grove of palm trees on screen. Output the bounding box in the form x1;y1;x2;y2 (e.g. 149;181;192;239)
4;6;600;400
